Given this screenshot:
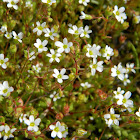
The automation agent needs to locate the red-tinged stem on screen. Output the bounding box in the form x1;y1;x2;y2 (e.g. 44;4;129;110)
99;127;106;140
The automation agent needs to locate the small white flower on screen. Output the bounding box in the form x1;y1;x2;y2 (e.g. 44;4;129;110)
68;25;83;35
79;0;90;6
12;31;23;43
7;0;19;10
80;25;92;38
117;91;133;108
113;5;127;24
102;45;114;60
90;58;104;76
24;115;41;132
81;82;91;88
41;0;56;5
44;27;57;40
50;91;63;102
126;63;136;73
133;15;140;24
33;21;46;36
53;68;69;83
86;44;101;58
113;87;124;99
111;63;126;80
79;11;86;19
55;38;73;53
122;74;130;86
32;64;42;73
19;114;27;123
136;107;140;117
4;125;16;140
104;108;120;127
47;49;61;63
0;54;8;69
25;1;33;7
49;121;65;139
0;81;14;97
28;51;36;61
4;32;12;39
34;38;48;53
0;25;7;33
0;125;5;138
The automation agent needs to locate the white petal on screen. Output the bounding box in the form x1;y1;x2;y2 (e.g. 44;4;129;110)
35;118;41;126
33;125;39;132
51;131;57;138
58;78;63;83
54;69;59;75
49;125;55;130
62;75;69;80
42;40;48;46
57;132;62;138
63;38;68;44
60;68;66;75
55;41;63;47
29;115;34;122
124;91;131;99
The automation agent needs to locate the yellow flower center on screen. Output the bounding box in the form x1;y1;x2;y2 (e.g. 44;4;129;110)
39;45;43;49
47;0;51;3
49;32;53;36
57;74;62;79
116;70;121;75
30;122;35;127
111;114;116;120
84;31;87;35
54;127;59;132
38;26;43;30
122;98;127;104
63;44;68;49
5;130;11;136
3;88;8;94
89;50;93;55
11;1;15;5
116;11;120;16
0;60;4;65
52;54;56;59
92;64;97;69
75;30;79;34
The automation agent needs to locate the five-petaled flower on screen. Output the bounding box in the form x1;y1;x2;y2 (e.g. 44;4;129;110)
0;54;9;69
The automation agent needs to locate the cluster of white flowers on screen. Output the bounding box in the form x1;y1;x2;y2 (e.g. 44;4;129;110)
113;5;127;24
0;81;14;97
3;0;19;10
68;24;92;38
0;125;16;140
81;82;91;89
49;121;68;139
113;87;133;112
104;108;121;127
111;63;135;86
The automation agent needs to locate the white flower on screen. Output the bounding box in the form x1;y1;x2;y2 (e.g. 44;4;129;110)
7;0;19;10
0;54;8;69
47;49;61;63
4;125;16;140
55;38;73;53
86;44;101;58
41;0;56;5
44;27;57;40
0;81;14;97
117;91;133;108
111;63;126;80
25;1;33;7
0;25;7;33
68;25;83;35
12;31;23;43
4;32;12;39
19;114;27;123
28;51;36;61
126;63;136;73
34;39;48;53
113;87;124;99
79;0;90;6
24;115;41;132
133;15;140;24
90;58;104;76
49;121;65;139
53;68;69;83
136;107;140;117
113;5;127;24
50;91;64;102
122;74;130;86
0;125;5;139
102;45;114;60
32;64;42;73
81;82;91;88
80;25;92;38
104;108;120;127
80;11;86;19
33;21;46;36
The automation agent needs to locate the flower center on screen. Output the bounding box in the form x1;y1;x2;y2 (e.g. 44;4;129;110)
3;88;8;94
38;26;43;31
116;69;121;75
47;0;51;3
54;127;59;132
116;11;120;16
52;54;56;59
122;98;127;104
49;32;53;36
92;64;97;69
63;44;68;49
111;114;116;120
7;34;10;37
30;122;35;127
11;1;15;5
84;31;87;35
117;91;120;95
57;74;62;79
75;30;79;34
0;59;4;65
39;45;43;49
89;50;93;55
5;130;11;136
